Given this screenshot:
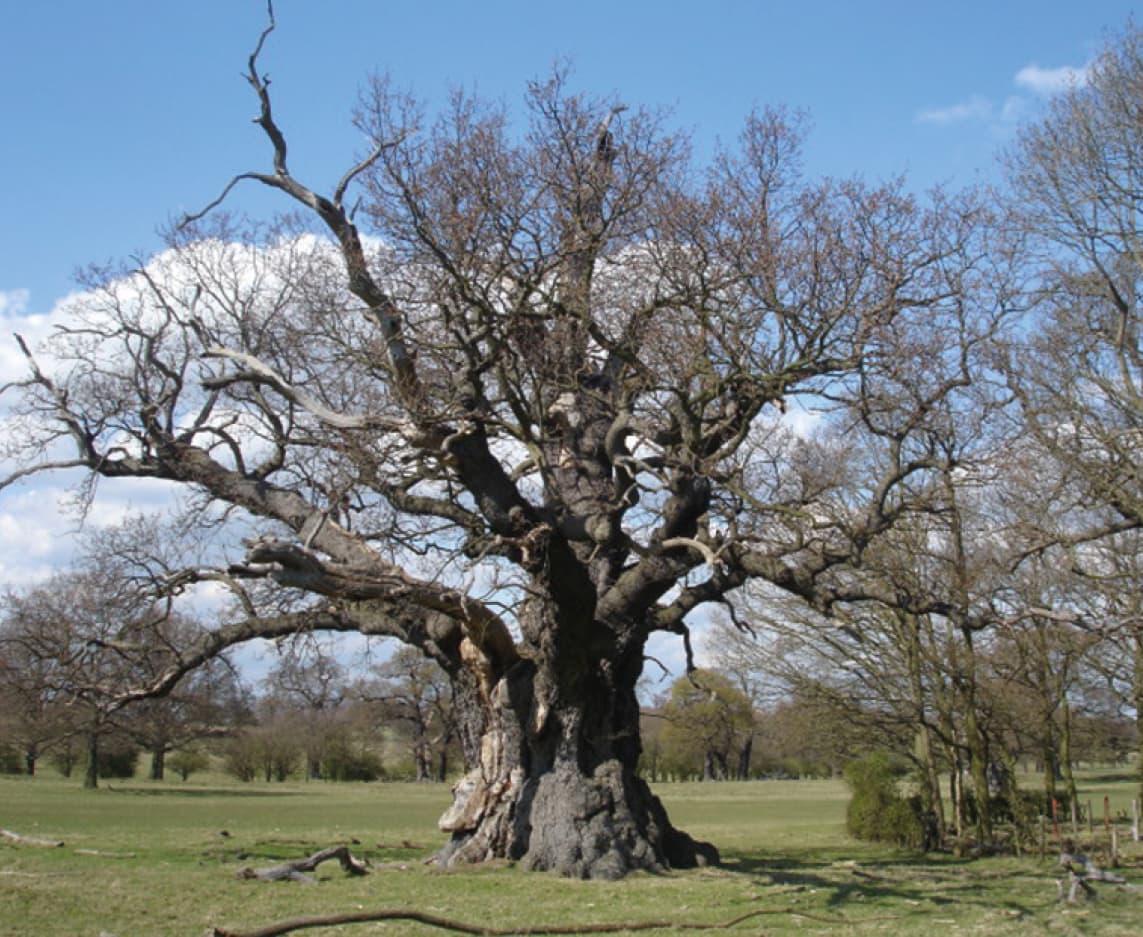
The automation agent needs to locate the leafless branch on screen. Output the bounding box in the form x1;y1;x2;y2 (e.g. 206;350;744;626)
209;906;892;937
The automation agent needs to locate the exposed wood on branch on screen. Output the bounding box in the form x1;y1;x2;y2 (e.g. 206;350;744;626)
236;845;370;883
1056;848;1133;903
0;829;64;848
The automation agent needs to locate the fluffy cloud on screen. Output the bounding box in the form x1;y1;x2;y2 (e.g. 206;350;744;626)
916;94;995;126
0;288;74;389
0;289;30;317
916;57;1090;128
1015;62;1090;95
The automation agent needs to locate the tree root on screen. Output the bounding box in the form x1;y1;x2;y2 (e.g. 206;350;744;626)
236;846;370;884
210;906;900;937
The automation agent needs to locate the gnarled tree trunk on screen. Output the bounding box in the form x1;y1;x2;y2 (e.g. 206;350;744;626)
436;628;716;879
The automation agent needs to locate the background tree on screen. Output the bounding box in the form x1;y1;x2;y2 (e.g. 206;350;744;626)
0;7;1008;875
362;645;457;781
119;639;248;780
659;669;755;781
0;518;233;788
1003;22;1143;806
0;615;68;775
0;568;160;788
262;641;348;780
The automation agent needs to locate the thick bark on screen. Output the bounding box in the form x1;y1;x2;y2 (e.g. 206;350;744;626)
435;632;717;879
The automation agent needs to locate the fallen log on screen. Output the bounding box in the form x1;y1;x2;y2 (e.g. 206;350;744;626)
1;828;64;848
236;846;370;884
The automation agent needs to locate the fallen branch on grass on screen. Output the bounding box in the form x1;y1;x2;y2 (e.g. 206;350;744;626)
1;828;64;848
1057;848;1129;903
236;846;370;883
210;906;901;937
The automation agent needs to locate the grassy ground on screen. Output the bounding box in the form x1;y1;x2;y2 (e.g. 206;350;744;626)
2;772;1142;937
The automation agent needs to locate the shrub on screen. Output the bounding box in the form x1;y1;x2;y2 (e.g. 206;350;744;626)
91;741;139;779
322;739;384;782
843;753;926;849
221;736;258;782
167;749;211;781
0;742;21;775
49;740;79;778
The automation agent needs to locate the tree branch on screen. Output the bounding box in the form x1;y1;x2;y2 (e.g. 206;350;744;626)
209;906;892;937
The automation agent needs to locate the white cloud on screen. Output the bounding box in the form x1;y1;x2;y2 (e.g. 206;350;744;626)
1014;62;1090;96
916;57;1090;130
916;94;994;126
0;289;73;389
0;483;79;585
0;289;30;317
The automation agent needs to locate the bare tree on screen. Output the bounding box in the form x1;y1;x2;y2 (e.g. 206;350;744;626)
262;640;347;779
0;566;176;787
1004;25;1143;541
1001;20;1143;808
120;655;247;781
362;645;457;781
0;620;67;776
0;6;1006;875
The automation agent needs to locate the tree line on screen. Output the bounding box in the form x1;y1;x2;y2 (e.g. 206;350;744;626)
0;567;461;788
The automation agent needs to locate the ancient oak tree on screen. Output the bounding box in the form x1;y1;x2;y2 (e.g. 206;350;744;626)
1;11;998;876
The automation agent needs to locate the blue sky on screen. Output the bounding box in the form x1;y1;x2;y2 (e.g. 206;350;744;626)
1;0;1136;315
0;0;1137;618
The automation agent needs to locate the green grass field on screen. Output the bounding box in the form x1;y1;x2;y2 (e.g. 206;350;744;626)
2;773;1142;937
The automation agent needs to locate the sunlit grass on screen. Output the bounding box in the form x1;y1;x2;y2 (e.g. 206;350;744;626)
2;773;1141;937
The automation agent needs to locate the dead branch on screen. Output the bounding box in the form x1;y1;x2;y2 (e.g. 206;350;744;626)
209;907;899;937
0;828;64;848
236;845;370;884
1056;847;1134;903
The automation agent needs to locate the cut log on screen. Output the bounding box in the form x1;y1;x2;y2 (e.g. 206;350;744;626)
237;846;370;884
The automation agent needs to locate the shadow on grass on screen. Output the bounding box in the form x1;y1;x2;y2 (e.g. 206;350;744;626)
718;849;1048;923
105;785;306;798
1082;770;1139;785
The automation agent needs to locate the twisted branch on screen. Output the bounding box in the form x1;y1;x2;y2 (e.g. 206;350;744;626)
210;906;898;937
